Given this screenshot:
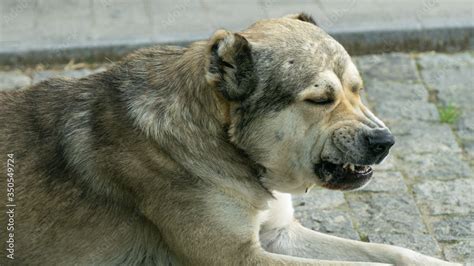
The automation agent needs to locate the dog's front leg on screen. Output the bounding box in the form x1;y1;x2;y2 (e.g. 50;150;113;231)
262;222;459;265
260;192;459;265
141;188;388;265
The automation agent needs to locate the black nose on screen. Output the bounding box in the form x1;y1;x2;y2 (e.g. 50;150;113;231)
367;129;395;157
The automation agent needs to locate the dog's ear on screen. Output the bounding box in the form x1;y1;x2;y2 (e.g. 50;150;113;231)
285;13;318;26
206;30;256;101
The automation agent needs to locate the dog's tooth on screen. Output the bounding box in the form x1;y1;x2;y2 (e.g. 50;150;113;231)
349;164;355;171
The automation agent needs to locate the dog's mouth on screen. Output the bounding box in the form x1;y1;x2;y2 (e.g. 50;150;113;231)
314;161;373;190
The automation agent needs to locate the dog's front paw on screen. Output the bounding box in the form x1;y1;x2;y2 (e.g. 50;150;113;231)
394;250;461;266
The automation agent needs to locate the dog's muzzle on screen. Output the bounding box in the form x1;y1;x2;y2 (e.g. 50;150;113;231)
315;128;395;190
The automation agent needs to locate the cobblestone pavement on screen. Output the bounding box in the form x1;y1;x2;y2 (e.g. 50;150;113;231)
1;51;473;264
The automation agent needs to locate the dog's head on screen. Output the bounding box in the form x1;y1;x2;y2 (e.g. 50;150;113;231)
206;14;394;193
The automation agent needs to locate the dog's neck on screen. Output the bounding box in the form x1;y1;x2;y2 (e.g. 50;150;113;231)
118;43;271;204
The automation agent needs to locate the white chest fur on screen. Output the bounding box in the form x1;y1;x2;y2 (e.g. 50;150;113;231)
259;191;295;230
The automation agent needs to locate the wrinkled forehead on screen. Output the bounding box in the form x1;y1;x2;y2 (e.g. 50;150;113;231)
241;17;351;76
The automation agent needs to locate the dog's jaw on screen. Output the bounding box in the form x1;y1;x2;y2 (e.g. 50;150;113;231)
313;161;373;190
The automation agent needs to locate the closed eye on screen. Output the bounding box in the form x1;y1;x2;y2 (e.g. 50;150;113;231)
304;98;334;105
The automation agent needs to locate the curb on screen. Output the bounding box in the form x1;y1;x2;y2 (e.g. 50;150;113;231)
1;26;472;66
334;26;473;55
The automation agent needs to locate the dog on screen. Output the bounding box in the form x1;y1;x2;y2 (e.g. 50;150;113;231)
0;13;459;265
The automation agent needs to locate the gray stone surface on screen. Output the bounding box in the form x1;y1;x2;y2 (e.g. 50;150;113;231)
423;74;474;108
293;189;346;211
458;112;474;138
345;191;447;258
463;145;474;165
420;64;474;89
443;240;474;264
418;52;474;69
372;154;398;172
418;51;474;111
347;193;428;235
390;121;462;155
0;70;31;90
374;101;439;123
359;171;408;193
430;215;474;241
417;51;474;167
396;152;473;180
355;53;420;84
456;112;474;161
368;232;441;257
362;80;429;103
293;189;360;240
414;179;474;215
295;209;360;240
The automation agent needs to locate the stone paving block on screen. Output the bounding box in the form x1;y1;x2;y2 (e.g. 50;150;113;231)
295;209;360;240
461;145;474;166
390;121;462;154
364;80;428;103
374;101;439;123
438;86;474;111
418;52;474;70
421;67;474;92
347;193;428;235
463;145;474;165
443;240;474;265
0;70;31;90
368;232;441;257
396;152;473;180
430;215;474;242
414;179;474;216
359;171;408;193
458;112;474;136
355;53;420;84
293;188;360;241
293;188;346;211
419;62;474;109
372;154;397;172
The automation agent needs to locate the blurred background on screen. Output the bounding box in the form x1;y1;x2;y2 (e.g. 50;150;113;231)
0;0;473;264
0;0;472;64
